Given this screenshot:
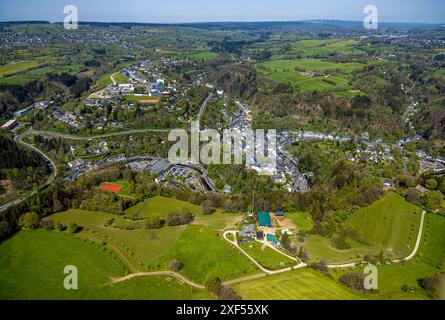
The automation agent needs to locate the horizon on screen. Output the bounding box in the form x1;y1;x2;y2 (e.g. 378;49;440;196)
0;0;444;24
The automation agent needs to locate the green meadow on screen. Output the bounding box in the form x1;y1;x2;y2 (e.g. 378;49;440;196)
146;224;260;283
257;58;363;96
0;230;211;300
234;268;363;300
305;193;423;263
241;242;296;270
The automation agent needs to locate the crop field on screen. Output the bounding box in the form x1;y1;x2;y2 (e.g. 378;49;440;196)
146;224;260;283
0;60;41;78
292;39;363;56
241;242;296;270
305;193;423;263
234;268;363;300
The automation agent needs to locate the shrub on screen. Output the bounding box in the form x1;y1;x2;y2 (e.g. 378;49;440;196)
204;274;222;293
19;212;40;230
169;259;183;272
216;285;241;300
67;222;79;234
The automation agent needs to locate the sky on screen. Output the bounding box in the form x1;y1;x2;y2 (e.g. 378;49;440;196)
0;0;444;24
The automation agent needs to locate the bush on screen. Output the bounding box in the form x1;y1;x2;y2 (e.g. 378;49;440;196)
204;274;222;293
169;259;183;272
55;220;64;231
39;219;55;230
67;222;79;234
425;178;438;190
19;212;40;230
166;211;194;226
216;285;241;300
145;216;164;229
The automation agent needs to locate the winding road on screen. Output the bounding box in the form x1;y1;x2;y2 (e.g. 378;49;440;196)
0;134;57;213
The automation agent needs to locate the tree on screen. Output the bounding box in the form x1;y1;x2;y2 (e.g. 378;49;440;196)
169;259;183;272
19;212;40;230
204;274;222;293
425;178;438;190
339;273;366;291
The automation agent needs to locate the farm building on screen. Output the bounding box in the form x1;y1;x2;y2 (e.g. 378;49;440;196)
275;211;285;217
256;231;264;240
1;119;18;130
267;234;281;247
258;212;272;227
240;224;255;242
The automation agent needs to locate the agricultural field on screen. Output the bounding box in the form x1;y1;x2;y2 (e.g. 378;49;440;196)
304;193;423;263
241;242;296;270
234;268;364;300
257;58;364;96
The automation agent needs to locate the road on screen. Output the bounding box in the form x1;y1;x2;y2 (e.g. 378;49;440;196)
0;134;57;213
26;129;170;141
222;231;307;275
196;93;213;124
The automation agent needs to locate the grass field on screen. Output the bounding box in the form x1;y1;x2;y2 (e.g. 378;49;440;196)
0;230;210;300
286;211;314;232
125;196;202;218
330;213;445;300
0;230;126;299
257;58;363;95
0;60;40;77
48;209;187;271
305;193;423;263
234;268;363;300
241;242;296;270
146;224;260;283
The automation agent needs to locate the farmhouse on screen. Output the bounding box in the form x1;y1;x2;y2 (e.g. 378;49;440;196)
240;224;255;242
258;212;272;227
1;119;18;130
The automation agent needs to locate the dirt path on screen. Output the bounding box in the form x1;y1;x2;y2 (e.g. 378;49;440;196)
109;271;205;289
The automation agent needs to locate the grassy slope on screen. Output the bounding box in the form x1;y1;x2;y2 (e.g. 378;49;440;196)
0;230;210;300
125;196;202;218
234;268;363;300
0;230;125;300
147;224;260;283
345;192;422;257
305;193;422;263
287;211;314;232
